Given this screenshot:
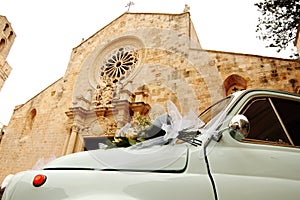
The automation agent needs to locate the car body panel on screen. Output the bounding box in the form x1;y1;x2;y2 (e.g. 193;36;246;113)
3;145;215;200
208;137;300;200
207;89;300;200
5;170;214;200
45;144;188;172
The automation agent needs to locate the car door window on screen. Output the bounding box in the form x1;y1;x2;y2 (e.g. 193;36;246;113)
240;97;292;145
271;97;300;146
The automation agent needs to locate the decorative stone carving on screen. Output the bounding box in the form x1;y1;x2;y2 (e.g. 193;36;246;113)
93;46;139;108
93;77;114;107
100;47;139;83
87;36;144;91
74;89;93;109
183;4;190;12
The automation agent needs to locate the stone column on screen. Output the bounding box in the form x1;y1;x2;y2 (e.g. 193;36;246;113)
65;125;80;154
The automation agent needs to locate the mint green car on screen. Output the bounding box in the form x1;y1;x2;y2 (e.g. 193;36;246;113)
2;89;300;200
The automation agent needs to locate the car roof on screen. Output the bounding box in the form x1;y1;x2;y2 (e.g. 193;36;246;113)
231;89;300;100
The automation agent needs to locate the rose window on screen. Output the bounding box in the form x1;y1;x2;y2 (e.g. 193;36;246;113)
101;47;138;83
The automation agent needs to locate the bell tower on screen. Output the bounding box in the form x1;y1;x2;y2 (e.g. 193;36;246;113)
0;15;15;91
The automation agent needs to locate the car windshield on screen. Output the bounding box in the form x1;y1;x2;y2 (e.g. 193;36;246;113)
198;96;232;124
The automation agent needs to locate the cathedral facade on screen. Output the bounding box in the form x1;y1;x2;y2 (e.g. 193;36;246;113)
0;12;300;182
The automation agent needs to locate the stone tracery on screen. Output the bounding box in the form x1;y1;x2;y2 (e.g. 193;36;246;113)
100;47;139;83
93;47;139;107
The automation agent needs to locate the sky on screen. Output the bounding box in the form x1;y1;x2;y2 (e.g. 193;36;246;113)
0;0;295;125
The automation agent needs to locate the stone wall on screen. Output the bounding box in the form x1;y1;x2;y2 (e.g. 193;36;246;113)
0;79;71;177
207;51;300;94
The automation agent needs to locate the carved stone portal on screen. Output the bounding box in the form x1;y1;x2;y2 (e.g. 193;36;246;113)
67;44;151;152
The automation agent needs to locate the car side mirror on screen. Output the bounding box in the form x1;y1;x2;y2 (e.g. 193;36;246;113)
229;114;250;140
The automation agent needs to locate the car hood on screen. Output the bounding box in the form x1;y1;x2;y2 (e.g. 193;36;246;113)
44;144;188;172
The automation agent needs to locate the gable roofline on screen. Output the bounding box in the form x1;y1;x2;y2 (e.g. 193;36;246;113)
13;77;63;111
73;11;192;50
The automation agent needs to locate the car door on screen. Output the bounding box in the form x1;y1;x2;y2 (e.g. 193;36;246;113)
206;95;300;200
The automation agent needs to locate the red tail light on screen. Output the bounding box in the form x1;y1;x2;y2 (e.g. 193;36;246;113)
33;174;47;187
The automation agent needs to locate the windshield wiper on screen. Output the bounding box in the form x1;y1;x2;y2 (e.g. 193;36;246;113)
177;130;202;146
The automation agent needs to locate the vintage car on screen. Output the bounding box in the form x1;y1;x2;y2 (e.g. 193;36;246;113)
2;89;300;200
